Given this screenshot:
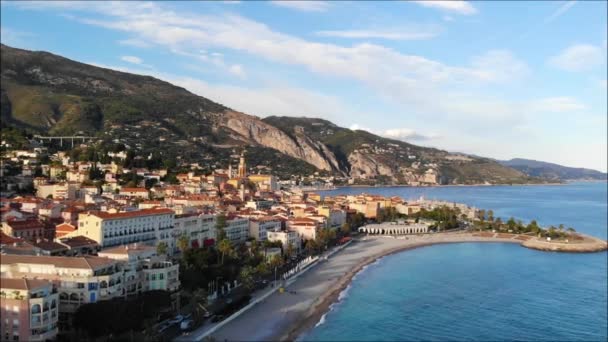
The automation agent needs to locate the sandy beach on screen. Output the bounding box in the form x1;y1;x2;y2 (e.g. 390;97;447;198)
208;232;529;342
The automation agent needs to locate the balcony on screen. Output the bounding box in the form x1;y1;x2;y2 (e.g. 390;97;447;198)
29;327;58;342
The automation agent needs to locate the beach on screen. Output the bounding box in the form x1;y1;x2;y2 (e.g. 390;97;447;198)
208;232;532;342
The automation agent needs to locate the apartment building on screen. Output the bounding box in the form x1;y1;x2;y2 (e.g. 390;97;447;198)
267;230;301;253
249;217;282;241
0;254;124;331
224;216;249;245
1;219;45;242
0;278;59;342
76;208;174;248
98;244;180;294
287;217;323;240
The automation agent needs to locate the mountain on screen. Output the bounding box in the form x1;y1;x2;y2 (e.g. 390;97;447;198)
0;44;542;185
500;158;607;181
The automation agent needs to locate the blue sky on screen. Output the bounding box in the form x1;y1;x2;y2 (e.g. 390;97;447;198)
1;1;607;171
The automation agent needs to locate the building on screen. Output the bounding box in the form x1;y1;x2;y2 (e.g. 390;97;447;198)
75;208;174;248
267;230;301;253
248;217;281;241
118;188;149;199
224;216;249;245
287;217;323;240
35;183;77;200
237;152;247;178
0;278;59;342
98;244;180;294
248;174;278;191
2;219;45;242
317;206;346;229
0;254;124;331
358;221;429;235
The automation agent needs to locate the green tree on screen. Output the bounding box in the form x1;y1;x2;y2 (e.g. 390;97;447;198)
177;235;190;253
487;210;494;222
156;241;168;256
285;243;295;260
218;239;233;265
238;266;256;290
340;223;351;236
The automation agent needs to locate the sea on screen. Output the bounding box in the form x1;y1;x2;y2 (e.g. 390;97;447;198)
303;182;608;341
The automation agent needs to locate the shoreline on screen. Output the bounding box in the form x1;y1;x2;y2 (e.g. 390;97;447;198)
207;233;606;342
281;238;521;342
332;182;566;190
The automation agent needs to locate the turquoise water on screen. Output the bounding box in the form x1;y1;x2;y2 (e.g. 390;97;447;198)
304;182;607;341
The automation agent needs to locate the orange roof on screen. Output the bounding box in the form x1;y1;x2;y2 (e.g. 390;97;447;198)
86;208;174;219
0;254;117;270
0;278;51;291
0;231;24;245
120;187;148;193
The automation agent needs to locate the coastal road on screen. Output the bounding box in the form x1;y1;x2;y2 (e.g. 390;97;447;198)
206;233;525;341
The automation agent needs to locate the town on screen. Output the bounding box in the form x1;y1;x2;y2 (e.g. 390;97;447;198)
0;136;480;341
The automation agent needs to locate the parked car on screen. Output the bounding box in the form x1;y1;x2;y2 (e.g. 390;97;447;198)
168;315;184;325
180;319;194;331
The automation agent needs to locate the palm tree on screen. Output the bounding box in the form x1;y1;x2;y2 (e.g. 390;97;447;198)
177;235;190;253
218;239;232;265
285;243;295;260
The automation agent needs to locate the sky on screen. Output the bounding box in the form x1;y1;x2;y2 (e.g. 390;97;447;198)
1;0;607;172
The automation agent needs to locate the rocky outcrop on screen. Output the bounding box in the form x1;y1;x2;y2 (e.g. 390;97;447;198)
221;110;341;173
348;150;394;179
522;236;608;253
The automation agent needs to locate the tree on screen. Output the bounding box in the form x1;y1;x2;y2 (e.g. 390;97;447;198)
216;214;227;241
156;241;168;256
218;239;233;265
238;266;256;290
506;217;517;231
341;223;351;236
487;210;494;222
285;243;295;260
177;235;190;253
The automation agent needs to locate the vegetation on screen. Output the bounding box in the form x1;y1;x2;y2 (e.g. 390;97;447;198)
73;290;171;338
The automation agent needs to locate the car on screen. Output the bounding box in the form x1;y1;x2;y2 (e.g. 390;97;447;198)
168;315;184;325
180;319;194;331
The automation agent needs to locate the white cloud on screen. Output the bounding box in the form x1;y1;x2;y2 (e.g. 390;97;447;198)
469;50;529;82
228;64;246;79
382;128;438;141
544;0;577;24
120;55;143;64
531;97;586;113
549;44;604;71
118;38;152;48
442;15;454;22
270;1;330;12
315;27;440;41
412;1;477;15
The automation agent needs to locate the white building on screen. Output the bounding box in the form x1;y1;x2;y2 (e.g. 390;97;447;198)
248;217;282;241
75;208;174;248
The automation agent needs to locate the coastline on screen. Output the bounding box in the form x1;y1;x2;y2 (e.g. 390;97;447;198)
207;232;608;342
331;182;566;190
281;238;522;342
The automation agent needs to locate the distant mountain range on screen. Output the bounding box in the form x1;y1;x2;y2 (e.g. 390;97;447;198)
499;158;607;181
0;44;552;185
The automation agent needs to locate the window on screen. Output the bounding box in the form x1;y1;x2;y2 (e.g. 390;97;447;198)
151;274;156;281
31;304;41;314
159;273;164;280
77;283;84;289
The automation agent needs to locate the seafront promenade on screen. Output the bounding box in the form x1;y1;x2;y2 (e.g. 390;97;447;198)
203;231;607;342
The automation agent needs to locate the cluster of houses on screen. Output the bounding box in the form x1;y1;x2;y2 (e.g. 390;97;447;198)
0;145;479;341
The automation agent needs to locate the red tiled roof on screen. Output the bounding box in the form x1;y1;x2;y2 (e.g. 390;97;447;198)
86;208;174;219
120;188;148;193
0;254;116;269
0;278;51;291
4;218;45;230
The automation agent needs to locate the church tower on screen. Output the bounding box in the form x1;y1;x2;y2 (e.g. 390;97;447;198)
237;152;247;178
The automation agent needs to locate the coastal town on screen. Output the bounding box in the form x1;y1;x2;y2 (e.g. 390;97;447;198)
0;138;476;341
1;136;606;342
